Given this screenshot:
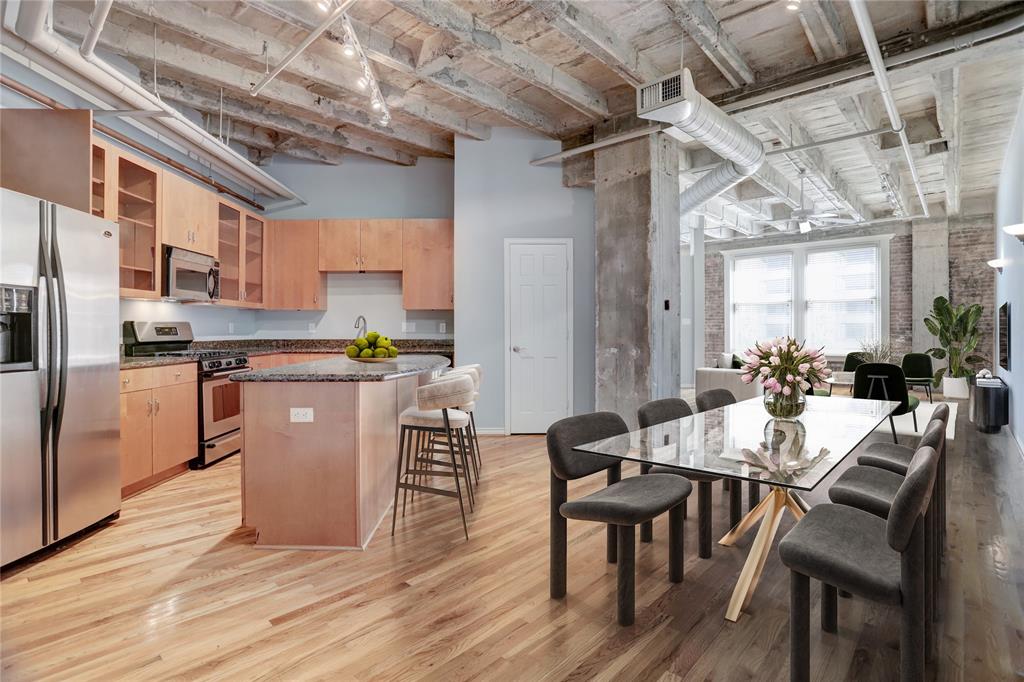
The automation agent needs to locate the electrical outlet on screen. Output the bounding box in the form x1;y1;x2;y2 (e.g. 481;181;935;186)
290;407;314;423
307;322;316;333
228;322;235;334
402;321;414;333
439;322;447;333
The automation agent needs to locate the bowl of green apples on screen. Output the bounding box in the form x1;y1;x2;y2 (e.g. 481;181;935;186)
345;331;399;363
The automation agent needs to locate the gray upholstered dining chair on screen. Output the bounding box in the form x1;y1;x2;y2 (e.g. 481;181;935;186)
547;412;692;625
780;444;939;682
829;419;946;639
638;398;723;559
695;388;758;520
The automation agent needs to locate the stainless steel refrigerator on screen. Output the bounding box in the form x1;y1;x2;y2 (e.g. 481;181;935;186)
1;187;120;566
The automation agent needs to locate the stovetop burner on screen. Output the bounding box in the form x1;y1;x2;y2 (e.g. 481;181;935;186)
123;321;248;373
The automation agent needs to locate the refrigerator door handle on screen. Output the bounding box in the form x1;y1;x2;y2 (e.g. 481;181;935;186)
37;201;57;546
50;204;70;539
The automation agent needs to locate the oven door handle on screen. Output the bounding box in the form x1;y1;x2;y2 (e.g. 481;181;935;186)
202;367;251;380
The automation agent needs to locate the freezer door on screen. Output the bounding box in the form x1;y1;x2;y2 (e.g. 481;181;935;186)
0;189;46;564
51;204;120;540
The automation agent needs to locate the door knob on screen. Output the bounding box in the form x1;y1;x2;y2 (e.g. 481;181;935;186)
512;345;525;353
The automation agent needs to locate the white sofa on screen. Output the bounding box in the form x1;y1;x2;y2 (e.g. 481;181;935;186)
695;367;763;401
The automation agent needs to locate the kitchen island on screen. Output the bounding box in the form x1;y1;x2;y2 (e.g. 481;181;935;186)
232;354;450;549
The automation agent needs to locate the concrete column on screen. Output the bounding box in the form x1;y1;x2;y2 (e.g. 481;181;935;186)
594;130;680;426
911;218;949;352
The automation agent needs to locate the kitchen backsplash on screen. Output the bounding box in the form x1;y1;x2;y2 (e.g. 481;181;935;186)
120;272;454;340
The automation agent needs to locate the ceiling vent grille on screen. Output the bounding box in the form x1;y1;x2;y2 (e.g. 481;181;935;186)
638;72;683;115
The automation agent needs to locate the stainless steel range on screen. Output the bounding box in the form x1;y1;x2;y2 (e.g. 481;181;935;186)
123;321;247;469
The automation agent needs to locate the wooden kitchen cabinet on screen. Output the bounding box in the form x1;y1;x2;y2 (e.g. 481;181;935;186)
244;213;266;306
1;109;92;214
319;219;402;272
119;390;154;488
217;202;266;308
151;382;199;472
162;171;217;256
118;363;197;497
116;152;162;299
266;220;326;310
402;219;454;310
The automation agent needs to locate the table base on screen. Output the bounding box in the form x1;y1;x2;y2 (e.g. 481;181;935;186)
719;486;806;622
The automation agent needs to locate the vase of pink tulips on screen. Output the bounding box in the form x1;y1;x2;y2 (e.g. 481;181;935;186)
739;336;832;420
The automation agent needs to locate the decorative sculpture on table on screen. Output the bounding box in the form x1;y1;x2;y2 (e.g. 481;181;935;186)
738;336;832;419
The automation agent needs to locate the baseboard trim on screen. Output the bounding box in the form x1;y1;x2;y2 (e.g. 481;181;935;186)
475;427;508;435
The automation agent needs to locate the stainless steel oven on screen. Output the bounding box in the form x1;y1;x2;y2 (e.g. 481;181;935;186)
198;364;248;468
165;247;219;302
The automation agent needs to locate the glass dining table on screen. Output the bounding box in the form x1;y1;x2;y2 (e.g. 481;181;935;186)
573;395;899;622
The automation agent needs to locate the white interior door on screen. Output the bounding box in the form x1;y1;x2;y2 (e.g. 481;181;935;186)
507;241;571;434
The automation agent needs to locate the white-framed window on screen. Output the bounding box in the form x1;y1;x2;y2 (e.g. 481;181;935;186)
725;237;889;355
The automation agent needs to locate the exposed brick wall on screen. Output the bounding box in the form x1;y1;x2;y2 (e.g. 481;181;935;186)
889;234;913;359
705;252;725;366
948;222;996;367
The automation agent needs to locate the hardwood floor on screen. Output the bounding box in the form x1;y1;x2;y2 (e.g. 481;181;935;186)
2;405;1022;681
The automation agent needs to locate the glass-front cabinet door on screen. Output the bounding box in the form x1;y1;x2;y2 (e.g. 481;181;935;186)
218;202;241;304
244;214;264;306
117;154;161;298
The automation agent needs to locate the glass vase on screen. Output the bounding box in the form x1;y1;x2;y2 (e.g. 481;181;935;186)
763;388;806;420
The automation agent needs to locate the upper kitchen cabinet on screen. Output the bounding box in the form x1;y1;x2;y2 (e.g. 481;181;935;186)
266;220;326;310
161;171;217;257
319;219;402;272
91;140;117;220
218;202;242;304
0;109;92;214
402;219;454;310
116;153;162;298
244;213;266;307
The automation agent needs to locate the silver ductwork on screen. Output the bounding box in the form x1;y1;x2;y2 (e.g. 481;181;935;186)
639;69;765;215
3;0;300;201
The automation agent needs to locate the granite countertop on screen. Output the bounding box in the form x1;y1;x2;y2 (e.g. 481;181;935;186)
232;354;451;382
121;338;453;369
120;356;198;370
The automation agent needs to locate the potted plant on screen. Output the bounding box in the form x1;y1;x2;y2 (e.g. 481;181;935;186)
924;296;987;400
739;336;831;419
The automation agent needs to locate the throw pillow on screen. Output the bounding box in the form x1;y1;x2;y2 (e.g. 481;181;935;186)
718;352;733;369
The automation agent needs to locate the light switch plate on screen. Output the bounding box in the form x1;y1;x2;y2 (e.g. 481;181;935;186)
228;322;235;334
290;407;314;423
439;322;447;333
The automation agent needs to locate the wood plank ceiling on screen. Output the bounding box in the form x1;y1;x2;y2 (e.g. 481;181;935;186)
51;0;1024;239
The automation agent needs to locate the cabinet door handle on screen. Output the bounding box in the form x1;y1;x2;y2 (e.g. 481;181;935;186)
153;398;160;414
122;377;130;386
146;399;153;415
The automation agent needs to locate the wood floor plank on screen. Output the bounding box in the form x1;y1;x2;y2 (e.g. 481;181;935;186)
2;408;1022;681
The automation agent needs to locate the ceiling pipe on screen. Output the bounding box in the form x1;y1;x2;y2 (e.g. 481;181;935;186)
4;0;301;201
250;0;356;97
78;0;112;58
849;0;929;218
721;7;1024;116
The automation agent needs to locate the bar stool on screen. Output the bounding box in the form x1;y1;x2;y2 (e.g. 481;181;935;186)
429;367;482;481
391;374;476;540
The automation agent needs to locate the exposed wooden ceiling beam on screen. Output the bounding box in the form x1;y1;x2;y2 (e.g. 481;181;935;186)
53;6;453;157
112;0;487;141
145;74;417;166
531;1;661;86
834;93;910;216
933;67;962;215
926;1;960;28
244;1;561;136
665;0;755;87
207;118;347;166
798;0;848;61
389;0;611;118
760;113;870;221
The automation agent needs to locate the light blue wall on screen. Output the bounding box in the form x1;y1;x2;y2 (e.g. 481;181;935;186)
995;97;1024;455
454;128;596;431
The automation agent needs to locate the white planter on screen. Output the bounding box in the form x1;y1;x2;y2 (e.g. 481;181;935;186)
941;376;969;400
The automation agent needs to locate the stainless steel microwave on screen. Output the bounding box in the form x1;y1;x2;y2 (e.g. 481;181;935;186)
164;247;220;302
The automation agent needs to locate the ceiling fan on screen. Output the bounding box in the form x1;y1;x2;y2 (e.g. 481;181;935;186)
789;173;858;233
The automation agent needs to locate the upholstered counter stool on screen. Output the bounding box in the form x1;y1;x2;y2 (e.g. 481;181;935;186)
391;375;476;540
436;365;483;477
638;398;724;559
780;445;939;682
548;412;692;626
